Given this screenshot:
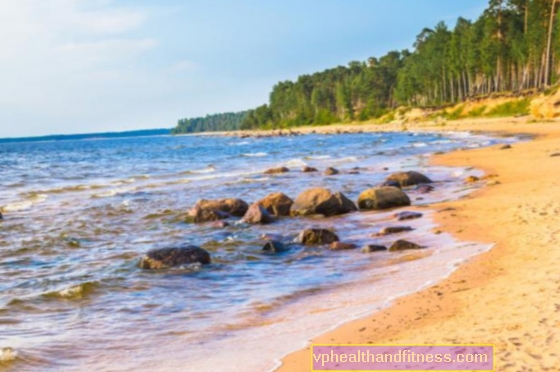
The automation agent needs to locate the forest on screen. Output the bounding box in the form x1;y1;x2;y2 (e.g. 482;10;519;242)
173;0;560;133
171;111;248;134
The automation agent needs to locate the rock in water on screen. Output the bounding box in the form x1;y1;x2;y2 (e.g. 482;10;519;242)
262;241;288;253
361;244;388;253
415;184;435;193
241;204;275;224
0;212;3;220
302;166;318;173
329;242;357;251
465;176;480;183
264;167;290;174
388;240;424;251
357;187;411;210
324;167;339;176
256;192;294;216
394;211;423;221
187;205;230;223
376;226;413;236
380;180;402;189
191;198;248;217
296;229;339;245
290;188;357;217
385;171;433;187
140;245;211;269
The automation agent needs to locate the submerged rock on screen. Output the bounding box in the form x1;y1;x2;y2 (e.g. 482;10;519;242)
296;229;339;245
388;240;424;251
241;204;275;224
192;198;249;217
375;226;414;236
262;240;288;253
465;175;480;183
329;242;357;251
0;212;3;220
264;166;290;175
380;180;402;189
324;167;340;176
361;244;388;253
385;171;433;187
256;192;294;216
140;245;211;269
357;187;411;210
290;188;357;217
394;211;423;221
187;205;230;223
302;166;319;173
415;184;435;193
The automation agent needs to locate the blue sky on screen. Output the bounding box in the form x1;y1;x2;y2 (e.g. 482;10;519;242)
0;0;488;138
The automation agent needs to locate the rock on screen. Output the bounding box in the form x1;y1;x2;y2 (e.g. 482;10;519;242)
140;245;211;269
380;180;402;189
0;212;3;220
256;192;294;216
361;244;388;253
487;180;501;186
395;211;423;221
415;184;435;193
357;187;411;210
375;226;413;236
465;175;480;183
190;198;248;217
241;204;275;224
210;221;230;228
290;188;357;217
187;205;230;223
302;166;318;173
388;240;424;251
385;171;433;187
296;229;339;245
329;242;357;251
500;144;512;150
262;241;288;253
550;153;560;157
324;167;340;176
264;167;290;174
348;170;360;175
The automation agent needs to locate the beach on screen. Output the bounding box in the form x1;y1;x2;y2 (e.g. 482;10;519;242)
276;117;560;371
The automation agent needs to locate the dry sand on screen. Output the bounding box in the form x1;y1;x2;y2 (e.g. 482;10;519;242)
272;117;560;371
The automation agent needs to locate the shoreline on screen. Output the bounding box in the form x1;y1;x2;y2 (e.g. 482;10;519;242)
275;117;560;371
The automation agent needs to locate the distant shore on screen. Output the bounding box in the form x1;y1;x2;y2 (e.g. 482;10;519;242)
275;116;560;371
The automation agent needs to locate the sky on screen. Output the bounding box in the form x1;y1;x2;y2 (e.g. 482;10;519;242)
0;0;489;138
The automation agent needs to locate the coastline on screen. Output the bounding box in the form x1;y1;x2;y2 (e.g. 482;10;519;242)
273;117;560;371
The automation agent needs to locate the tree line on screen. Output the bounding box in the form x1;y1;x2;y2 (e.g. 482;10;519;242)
174;0;560;133
171;111;248;134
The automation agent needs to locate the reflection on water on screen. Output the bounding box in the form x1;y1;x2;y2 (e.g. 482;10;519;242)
0;132;509;371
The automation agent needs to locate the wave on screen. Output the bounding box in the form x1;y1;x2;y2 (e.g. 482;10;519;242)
42;281;100;300
284;159;308;167
412;142;428;147
2;193;48;212
242;152;268;157
304;155;331;160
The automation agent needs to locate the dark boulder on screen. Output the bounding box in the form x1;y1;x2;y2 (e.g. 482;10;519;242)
296;229;339;245
187;205;230;223
290;188;357;217
361;244;388;253
388;240;424;251
324;167;340;176
262;240;288;253
140;245;211;269
241;204;275;224
375;226;413;236
380;180;402;189
302;166;319;173
394;211;423;221
329;242;357;251
264;167;290;174
385;171;433;187
256;192;294;217
189;198;248;217
357;187;411;210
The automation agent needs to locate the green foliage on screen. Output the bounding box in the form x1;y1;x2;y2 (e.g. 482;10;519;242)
172;112;248;134
485;98;530;117
443;105;465;120
465;106;488;118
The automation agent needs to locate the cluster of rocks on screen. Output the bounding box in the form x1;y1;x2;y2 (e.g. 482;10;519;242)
140;170;433;270
264;165;354;176
231;128;366;139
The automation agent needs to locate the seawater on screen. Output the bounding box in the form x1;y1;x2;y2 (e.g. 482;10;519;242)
0;131;512;371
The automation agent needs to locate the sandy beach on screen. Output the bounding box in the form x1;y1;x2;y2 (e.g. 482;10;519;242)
273;117;560;371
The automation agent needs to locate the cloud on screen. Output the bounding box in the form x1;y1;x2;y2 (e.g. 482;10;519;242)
169;60;198;73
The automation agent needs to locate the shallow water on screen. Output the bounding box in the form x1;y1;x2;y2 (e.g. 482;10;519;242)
0;131;512;371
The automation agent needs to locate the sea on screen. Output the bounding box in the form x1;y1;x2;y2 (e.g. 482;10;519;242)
0;130;514;371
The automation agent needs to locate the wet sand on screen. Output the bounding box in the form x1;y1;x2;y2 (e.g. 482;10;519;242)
275;117;560;371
